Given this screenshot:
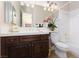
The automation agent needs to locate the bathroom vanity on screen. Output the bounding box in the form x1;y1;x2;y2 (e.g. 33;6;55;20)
0;32;49;58
1;1;52;58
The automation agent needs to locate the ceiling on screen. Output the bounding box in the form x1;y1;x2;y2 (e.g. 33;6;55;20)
21;1;69;8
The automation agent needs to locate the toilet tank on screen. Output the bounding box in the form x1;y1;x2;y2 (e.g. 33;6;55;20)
50;32;60;44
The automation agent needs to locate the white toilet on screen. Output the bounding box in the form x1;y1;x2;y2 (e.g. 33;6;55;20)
50;32;69;58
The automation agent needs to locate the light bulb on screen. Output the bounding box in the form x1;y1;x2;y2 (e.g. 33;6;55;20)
47;4;49;7
26;4;30;7
48;8;50;11
54;5;58;9
51;9;54;12
51;5;54;9
44;7;46;11
31;4;35;8
51;4;55;9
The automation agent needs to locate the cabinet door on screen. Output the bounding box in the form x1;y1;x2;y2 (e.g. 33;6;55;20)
32;41;41;58
20;35;40;42
41;34;49;40
40;40;49;58
1;36;19;58
1;37;8;57
32;40;49;58
5;36;19;44
7;43;31;58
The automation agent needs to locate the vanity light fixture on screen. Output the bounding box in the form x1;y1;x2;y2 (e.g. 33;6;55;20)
54;3;58;9
47;3;49;7
43;1;58;12
26;3;35;8
48;8;51;11
51;8;54;12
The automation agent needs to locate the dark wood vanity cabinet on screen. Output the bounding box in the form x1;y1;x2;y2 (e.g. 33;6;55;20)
1;34;49;58
8;42;31;58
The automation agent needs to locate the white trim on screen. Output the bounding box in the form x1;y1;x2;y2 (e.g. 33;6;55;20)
59;2;71;9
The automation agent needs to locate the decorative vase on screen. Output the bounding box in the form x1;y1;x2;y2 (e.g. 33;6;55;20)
50;27;55;31
44;22;48;28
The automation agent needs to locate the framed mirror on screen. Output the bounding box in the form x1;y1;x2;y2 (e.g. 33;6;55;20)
20;4;53;28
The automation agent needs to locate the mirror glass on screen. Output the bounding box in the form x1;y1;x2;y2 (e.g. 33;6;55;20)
4;1;53;28
20;3;53;27
4;1;16;24
22;12;32;27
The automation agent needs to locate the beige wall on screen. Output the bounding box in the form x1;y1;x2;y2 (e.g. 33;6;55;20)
58;2;70;42
69;1;79;11
60;3;70;12
0;1;4;57
0;2;4;25
67;2;79;57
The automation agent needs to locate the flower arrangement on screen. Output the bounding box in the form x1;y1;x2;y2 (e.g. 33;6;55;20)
43;16;57;31
47;16;57;31
43;16;51;22
43;16;51;28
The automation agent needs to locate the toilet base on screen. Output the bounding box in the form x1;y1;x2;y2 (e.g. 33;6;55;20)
55;47;67;58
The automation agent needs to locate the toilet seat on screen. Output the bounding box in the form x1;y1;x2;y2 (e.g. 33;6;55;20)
56;42;68;48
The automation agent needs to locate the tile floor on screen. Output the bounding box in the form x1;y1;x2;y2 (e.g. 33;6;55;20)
48;50;77;58
67;51;77;58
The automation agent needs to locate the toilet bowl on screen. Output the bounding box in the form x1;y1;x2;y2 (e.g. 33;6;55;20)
55;42;68;51
55;42;69;58
50;32;69;57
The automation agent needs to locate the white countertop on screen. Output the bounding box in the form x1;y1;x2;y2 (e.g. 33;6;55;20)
0;27;58;37
0;28;50;37
0;31;50;37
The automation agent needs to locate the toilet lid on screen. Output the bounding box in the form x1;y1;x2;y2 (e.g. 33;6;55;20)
55;42;68;48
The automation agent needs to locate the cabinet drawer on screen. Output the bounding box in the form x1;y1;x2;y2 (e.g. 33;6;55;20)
20;35;40;42
5;36;19;44
41;34;49;40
